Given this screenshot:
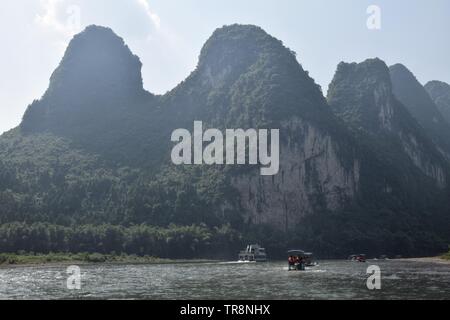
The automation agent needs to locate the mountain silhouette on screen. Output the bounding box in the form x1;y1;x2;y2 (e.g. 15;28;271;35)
0;25;449;257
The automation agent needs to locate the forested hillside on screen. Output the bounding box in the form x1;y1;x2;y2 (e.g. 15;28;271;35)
0;25;449;258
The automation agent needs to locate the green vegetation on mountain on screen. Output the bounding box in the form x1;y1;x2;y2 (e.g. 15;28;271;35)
328;58;449;189
0;222;242;259
0;25;449;259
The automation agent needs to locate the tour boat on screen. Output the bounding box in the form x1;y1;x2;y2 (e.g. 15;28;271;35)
287;250;317;271
238;244;268;262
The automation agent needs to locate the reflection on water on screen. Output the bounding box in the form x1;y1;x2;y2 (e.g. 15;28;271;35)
0;260;449;299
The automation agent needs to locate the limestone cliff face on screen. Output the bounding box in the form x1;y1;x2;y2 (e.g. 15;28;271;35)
328;58;448;188
390;64;450;158
425;80;450;126
174;25;364;230
232;118;359;230
399;132;446;187
374;82;394;130
395;103;448;188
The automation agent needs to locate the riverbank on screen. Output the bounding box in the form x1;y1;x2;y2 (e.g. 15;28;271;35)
0;252;218;267
395;255;450;265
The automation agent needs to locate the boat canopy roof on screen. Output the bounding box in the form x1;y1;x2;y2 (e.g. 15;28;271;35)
287;250;312;257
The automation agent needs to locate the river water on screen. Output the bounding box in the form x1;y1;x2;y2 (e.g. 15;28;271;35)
1;260;449;299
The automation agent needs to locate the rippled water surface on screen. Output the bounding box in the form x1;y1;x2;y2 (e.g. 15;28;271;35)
1;260;449;299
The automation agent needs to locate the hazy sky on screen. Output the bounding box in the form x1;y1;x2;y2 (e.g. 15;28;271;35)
1;0;449;134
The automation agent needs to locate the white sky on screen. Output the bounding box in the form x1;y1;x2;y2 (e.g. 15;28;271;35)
1;0;449;134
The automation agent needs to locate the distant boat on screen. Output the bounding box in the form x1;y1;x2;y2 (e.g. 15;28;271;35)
238;244;267;262
348;254;366;262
